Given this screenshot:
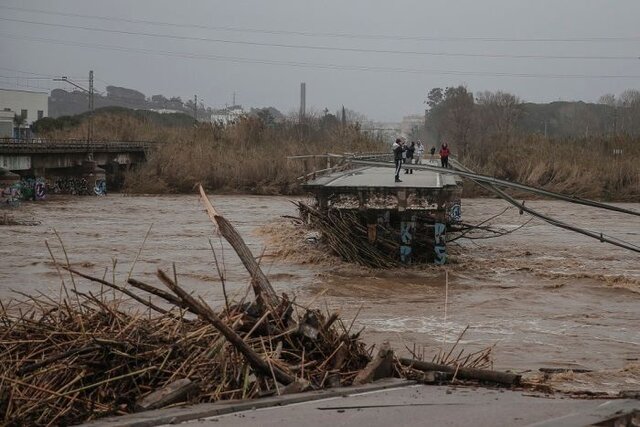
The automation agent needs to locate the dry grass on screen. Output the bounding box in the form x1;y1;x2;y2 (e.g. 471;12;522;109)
462;134;640;201
43;110;638;200
44;112;384;195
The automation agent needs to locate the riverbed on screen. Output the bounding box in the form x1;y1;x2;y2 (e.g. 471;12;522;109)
1;194;638;375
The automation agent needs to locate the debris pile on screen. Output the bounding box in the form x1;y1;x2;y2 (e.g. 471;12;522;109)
0;271;372;426
296;201;401;268
0;186;374;426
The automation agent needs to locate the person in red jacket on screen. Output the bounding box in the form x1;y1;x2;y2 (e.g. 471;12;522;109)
439;142;450;168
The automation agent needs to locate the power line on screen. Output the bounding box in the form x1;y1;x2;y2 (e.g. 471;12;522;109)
0;66;87;80
3;32;640;79
2;4;639;44
1;16;638;61
0;75;54;80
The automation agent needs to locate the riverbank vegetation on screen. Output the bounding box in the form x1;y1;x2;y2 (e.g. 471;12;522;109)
416;87;640;201
39;107;384;194
36;90;640;200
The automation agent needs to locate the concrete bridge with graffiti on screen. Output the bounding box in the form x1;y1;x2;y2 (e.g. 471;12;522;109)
300;154;463;265
0;138;155;201
0;138;152;172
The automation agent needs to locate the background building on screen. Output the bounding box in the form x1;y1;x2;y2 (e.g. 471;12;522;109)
210;105;245;125
0;110;14;137
0;88;49;138
0;88;49;125
399;114;425;138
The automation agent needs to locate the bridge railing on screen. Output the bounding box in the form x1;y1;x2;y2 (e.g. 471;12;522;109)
0;138;159;152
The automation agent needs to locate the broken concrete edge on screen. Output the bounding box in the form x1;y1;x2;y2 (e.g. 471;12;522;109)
80;378;415;427
528;399;640;427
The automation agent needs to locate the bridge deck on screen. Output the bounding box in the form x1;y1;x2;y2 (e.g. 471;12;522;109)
303;161;459;193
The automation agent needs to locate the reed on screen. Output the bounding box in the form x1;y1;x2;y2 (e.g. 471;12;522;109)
43;111;384;195
462;134;640;201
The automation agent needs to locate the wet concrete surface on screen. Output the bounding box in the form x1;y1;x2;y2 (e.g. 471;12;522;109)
177;385;637;427
83;380;638;427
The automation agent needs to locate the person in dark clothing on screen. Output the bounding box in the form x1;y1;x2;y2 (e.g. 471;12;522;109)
392;138;405;182
405;141;415;174
439;142;450;168
430;146;436;156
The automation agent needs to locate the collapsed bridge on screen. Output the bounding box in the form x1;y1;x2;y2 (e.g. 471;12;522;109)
295;152;640;267
298;154;462;265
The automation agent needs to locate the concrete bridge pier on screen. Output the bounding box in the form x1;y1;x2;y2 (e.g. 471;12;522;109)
1;139;150;197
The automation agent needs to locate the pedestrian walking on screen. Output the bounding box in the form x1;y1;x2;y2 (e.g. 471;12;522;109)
439;142;450;168
415;140;424;166
392;138;405;182
430;146;436;157
405;141;415;174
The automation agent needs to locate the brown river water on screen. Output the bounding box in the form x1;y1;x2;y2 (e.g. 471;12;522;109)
1;195;639;382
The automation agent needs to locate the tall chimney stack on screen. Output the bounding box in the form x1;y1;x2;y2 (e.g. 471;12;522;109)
299;82;306;121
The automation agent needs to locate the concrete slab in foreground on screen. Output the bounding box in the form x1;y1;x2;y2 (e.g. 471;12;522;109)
84;379;639;427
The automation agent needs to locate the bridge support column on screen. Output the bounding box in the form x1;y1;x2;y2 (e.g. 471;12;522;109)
32;167;45;178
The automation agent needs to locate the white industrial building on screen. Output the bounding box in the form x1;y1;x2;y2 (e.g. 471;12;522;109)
210;106;245;125
0;88;49;125
0;88;49;138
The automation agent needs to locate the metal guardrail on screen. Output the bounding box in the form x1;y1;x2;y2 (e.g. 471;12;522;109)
0;138;158;153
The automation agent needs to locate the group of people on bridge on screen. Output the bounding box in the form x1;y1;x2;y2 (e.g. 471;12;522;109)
391;138;450;182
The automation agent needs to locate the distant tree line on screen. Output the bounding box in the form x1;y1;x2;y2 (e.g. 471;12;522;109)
412;86;640;153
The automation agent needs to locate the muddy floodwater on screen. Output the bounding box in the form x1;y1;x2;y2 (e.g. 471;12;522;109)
1;195;639;375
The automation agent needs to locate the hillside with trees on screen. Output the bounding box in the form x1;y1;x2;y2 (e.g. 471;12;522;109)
49;86;212;120
411;86;639;201
415;86;640;145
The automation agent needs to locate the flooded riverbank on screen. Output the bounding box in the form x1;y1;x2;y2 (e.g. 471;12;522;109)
1;194;638;376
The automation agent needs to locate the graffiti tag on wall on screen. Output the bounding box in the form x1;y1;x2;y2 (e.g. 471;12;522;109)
2;178;47;206
94;179;107;196
434;222;447;265
1;184;21;207
2;176;108;204
447;199;462;224
400;216;416;264
50;178;90;195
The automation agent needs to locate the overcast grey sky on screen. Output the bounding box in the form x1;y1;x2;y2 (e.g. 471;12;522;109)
1;0;639;121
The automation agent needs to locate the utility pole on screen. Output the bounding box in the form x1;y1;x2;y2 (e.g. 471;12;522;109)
233;91;236;106
53;71;94;145
299;82;306;122
88;70;94;142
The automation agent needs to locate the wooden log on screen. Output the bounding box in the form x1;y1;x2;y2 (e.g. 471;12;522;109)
399;358;521;386
127;278;190;311
281;379;311;395
136;379;199;411
353;342;394;385
157;269;296;386
18;345;101;375
63;267;172;316
322;312;340;332
417;371;453;384
198;185;278;304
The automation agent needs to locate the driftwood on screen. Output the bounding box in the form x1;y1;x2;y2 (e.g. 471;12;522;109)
136;379;199;411
399;358;521;386
198;184;278;305
353;342;394;385
62;266;172;316
156;269;297;386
